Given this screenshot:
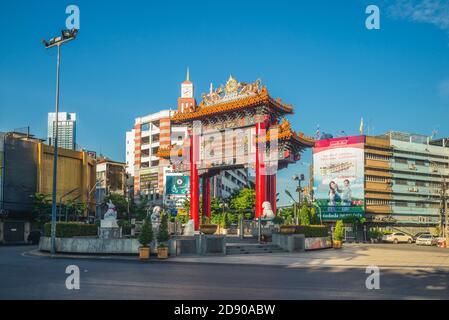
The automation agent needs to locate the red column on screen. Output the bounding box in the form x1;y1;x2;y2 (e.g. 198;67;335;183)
255;121;266;218
202;175;211;219
190;131;200;230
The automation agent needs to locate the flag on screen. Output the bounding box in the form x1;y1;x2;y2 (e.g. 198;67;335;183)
359;117;364;135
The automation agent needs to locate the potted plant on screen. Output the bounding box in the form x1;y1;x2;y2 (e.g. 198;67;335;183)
333;220;344;249
199;216;218;235
279;216;296;234
138;218;153;260
157;213;170;259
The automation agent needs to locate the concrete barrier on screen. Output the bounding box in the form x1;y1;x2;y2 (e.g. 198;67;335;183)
272;234;331;251
272;233;305;252
168;235;226;256
39;236;140;254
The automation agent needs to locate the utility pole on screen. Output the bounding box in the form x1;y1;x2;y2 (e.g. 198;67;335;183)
293;174;304;224
42;28;78;255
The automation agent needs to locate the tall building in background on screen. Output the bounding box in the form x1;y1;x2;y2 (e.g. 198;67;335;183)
47;112;76;150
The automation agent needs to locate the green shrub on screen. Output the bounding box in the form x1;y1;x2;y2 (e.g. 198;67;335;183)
295;225;328;238
368;229;383;239
157;213;170;245
333;220;344;241
118;219;132;235
44;222;98;238
272;216;284;225
138;218;153;247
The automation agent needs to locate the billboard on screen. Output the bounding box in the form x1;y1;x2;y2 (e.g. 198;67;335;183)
313;136;365;220
165;175;190;196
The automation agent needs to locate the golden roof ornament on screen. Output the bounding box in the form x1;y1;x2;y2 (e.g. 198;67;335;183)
201;76;263;107
225;75;239;94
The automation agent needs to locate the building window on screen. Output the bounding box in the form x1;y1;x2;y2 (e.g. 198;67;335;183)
395;158;408;164
415;181;426;187
395;179;408;185
366;153;390;161
415;160;425;166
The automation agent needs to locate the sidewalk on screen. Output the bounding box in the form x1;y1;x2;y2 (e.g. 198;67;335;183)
27;243;449;271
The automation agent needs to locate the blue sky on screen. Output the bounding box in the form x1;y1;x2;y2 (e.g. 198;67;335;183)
1;0;448;205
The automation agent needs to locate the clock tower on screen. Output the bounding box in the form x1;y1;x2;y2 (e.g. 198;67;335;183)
178;68;196;113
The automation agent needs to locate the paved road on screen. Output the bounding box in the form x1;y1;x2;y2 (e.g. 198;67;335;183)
1;245;449;299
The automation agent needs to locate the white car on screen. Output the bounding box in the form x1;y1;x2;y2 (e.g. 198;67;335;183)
382;232;413;244
415;234;437;246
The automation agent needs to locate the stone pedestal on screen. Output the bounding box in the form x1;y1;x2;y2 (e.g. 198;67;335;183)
99;227;121;239
99;219;120;239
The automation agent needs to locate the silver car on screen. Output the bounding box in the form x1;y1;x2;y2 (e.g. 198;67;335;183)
382;232;413;244
415;234;437;246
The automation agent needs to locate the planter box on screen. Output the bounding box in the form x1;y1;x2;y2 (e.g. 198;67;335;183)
304;237;332;250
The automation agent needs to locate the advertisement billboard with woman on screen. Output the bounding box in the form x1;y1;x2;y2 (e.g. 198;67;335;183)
313;136;365;220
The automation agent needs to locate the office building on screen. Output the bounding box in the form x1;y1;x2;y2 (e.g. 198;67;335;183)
47;112;76;150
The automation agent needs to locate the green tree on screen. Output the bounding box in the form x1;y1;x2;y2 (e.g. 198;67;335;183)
342;215;366;233
310;207;318;224
31;193;52;226
157;212;170;245
138;218;153;247
299;204;311;226
229;188;255;211
135;196;149;220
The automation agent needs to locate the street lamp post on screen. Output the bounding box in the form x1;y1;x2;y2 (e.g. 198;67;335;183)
292;174;304;224
42;29;78;255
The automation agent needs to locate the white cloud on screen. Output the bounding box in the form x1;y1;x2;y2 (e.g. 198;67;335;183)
387;0;449;33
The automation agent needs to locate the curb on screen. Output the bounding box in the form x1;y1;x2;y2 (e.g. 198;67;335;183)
23;249;449;272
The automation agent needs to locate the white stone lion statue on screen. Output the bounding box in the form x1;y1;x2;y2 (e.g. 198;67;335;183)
150;206;161;223
262;201;275;219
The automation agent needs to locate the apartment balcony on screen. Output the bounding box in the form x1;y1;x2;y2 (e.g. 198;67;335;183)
392;162;432;175
391;205;440;215
141;155;151;163
141;130;151;138
365;159;391;170
365;181;392;193
365;192;392;200
365;169;392;178
366;205;391;214
392;184;441;196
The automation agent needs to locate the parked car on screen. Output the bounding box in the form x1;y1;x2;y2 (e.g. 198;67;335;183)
415;234;437;246
382;232;413;244
413;232;431;242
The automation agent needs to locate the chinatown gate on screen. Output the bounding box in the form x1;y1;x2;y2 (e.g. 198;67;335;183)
158;76;314;230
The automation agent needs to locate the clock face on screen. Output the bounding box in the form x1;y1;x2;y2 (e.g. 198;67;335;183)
182;85;193;97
